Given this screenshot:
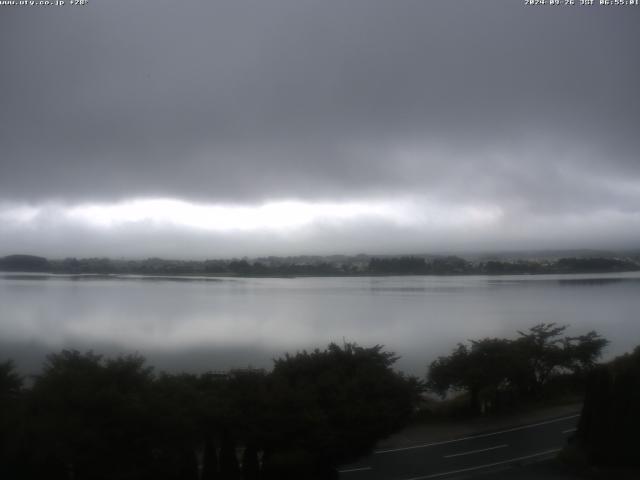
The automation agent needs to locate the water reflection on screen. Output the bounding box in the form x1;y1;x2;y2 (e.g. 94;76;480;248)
1;272;640;375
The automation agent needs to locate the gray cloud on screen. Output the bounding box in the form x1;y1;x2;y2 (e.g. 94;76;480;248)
0;1;639;254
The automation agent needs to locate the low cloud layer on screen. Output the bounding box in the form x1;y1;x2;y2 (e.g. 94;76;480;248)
1;196;638;258
1;1;639;256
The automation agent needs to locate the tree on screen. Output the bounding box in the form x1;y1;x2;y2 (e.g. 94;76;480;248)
562;330;610;376
263;343;422;477
427;339;515;413
513;323;607;397
427;324;608;412
150;372;204;480
368;256;427;274
218;429;240;480
0;342;440;478
576;346;640;467
0;360;24;478
0;254;50;272
26;350;157;480
241;444;260;480
512;323;569;396
0;359;22;399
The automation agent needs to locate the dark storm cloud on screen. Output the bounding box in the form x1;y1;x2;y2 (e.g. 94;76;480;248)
1;1;638;203
0;1;639;255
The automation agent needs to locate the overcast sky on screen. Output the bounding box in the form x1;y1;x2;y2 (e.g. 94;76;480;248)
1;0;639;258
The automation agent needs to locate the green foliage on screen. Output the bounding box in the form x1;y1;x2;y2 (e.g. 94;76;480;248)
0;359;22;399
576;346;640;467
0;254;50;272
3;253;638;276
427;339;517;413
369;256;428;274
427;324;608;413
0;360;24;477
266;343;422;470
2;343;421;479
26;351;157;479
555;257;638;273
368;256;471;274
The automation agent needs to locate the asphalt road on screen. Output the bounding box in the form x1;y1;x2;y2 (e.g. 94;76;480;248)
338;414;579;480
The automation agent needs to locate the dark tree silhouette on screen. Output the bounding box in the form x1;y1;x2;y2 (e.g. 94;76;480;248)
263;343;422;476
0;343;420;479
576;346;640;467
427;339;515;413
241;444;260;480
0;254;50;272
25;351;157;480
0;360;24;478
427;324;608;412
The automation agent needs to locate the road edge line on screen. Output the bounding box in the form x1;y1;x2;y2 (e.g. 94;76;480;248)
375;414;579;454
400;448;562;480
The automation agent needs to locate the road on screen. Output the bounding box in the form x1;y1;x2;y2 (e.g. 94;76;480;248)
339;414;579;480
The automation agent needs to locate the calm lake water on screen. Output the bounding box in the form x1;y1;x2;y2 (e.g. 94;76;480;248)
1;272;640;376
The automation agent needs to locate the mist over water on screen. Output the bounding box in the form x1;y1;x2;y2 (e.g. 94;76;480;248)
2;272;639;376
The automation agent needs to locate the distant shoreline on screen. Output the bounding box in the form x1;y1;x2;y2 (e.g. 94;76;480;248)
2;269;640;281
1;253;639;278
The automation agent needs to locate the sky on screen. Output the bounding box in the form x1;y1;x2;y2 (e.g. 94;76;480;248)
1;0;639;258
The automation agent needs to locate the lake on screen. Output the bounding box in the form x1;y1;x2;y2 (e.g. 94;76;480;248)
1;272;639;376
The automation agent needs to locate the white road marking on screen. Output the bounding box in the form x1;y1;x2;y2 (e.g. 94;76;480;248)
562;428;577;434
338;466;372;474
375;414;579;454
400;448;562;480
443;444;508;458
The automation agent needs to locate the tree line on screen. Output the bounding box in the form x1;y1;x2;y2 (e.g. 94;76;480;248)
0;325;627;478
574;345;640;469
0;343;421;480
426;324;608;414
1;254;638;276
426;324;640;471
